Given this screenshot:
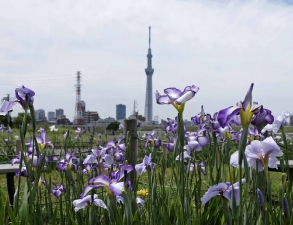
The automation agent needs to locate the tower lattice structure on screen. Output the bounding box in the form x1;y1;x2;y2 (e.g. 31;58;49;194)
144;26;154;122
74;71;84;125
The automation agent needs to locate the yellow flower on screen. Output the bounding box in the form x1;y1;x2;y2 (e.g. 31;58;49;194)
137;189;148;198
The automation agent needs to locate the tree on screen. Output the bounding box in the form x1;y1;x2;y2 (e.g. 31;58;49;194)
13;113;32;128
0;114;13;127
106;121;120;131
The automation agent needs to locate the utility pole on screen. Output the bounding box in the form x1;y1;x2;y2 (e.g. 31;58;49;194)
7;94;10;126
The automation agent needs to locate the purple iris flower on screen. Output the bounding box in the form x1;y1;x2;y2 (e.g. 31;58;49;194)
15;86;35;107
83;149;106;164
57;152;80;172
156;85;199;113
251;106;274;127
73;194;107;212
210;112;221;131
64;130;69;139
247;127;263;143
184;140;202;152
186;128;209;147
76;128;81;134
83;148;114;170
283;197;289;214
165;117;187;134
12;152;45;177
0;124;4;132
100;138;126;164
175;150;192;162
230;137;283;171
0;86;35;115
261;111;291;135
12;151;43;167
218;83;266;128
135;196;145;215
37;176;47;187
6;126;12;134
0;99;18;116
83;164;98;176
113;151;125;163
51;183;65;198
11;152;22;165
135;154;156;174
201;179;246;208
35;128;54;152
115;195;145;215
191;105;211;126
246;137;283;171
165;117;178;134
257;189;264;206
74;128;86;139
231;129;242;143
190;162;206;175
143;132;161;148
165;135;176;152
51;156;59;161
212;125;231;141
75;128;81;139
103;137;126;153
81;165;133;198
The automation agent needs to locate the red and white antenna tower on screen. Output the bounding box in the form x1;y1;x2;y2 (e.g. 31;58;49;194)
74;71;84;125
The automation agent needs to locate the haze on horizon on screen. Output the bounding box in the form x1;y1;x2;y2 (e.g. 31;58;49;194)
0;0;293;123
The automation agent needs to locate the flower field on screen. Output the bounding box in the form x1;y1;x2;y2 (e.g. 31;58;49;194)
0;84;292;224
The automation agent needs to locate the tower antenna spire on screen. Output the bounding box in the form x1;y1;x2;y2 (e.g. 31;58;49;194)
149;26;151;48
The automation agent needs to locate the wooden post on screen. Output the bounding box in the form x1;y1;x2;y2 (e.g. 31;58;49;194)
124;118;137;183
15;139;21;155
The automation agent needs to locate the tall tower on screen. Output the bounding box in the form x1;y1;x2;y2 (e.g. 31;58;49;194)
144;26;154;122
74;71;84;125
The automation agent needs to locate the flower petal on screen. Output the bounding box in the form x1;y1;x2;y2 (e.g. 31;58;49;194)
109;182;124;196
164;88;182;100
230;151;240;168
197;136;209;147
218;106;241;128
135;163;146;175
201;183;228;205
175;91;194;105
155;92;172;104
93;198;107;209
242;83;254;110
89;174;111;185
261;137;283;157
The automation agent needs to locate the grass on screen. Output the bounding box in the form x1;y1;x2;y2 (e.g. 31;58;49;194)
0;158;284;204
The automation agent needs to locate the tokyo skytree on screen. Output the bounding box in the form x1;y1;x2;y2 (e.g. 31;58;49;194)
144;26;154;122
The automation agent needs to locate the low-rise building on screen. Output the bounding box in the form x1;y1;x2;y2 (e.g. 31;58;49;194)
57;115;71;125
94;117;116;127
84;111;100;124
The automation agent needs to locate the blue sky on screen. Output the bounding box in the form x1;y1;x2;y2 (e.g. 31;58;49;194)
0;0;293;122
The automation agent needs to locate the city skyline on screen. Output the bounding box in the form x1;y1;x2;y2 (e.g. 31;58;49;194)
1;0;293;122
